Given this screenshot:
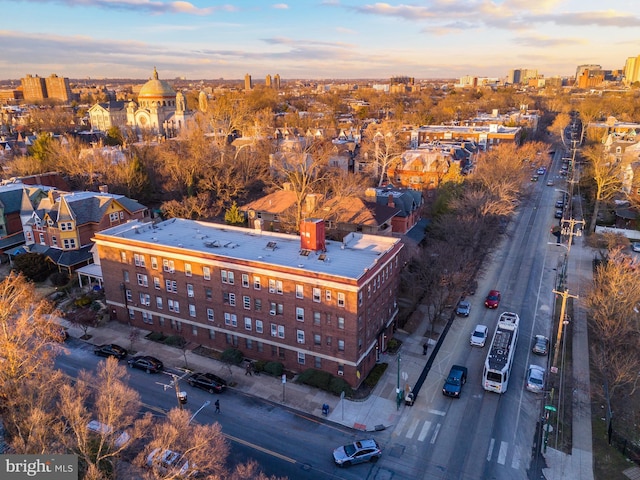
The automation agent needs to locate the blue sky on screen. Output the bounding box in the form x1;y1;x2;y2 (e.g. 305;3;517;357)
1;0;638;81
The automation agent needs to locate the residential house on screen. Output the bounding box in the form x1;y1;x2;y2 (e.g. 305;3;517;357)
387;148;450;190
364;186;423;235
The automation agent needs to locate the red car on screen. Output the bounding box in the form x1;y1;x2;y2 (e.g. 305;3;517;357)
485;290;501;309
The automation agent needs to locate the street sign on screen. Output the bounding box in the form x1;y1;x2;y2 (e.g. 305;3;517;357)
281;374;286;384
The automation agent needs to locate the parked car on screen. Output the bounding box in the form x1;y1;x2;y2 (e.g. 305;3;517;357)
530;175;539;182
442;365;468;398
537;167;546;175
147;448;196;477
332;439;382;466
470;324;489;347
526;365;545;393
87;420;130;447
127;356;163;373
484;290;501;309
546;179;554;187
632;242;640;253
187;372;227;394
532;335;549;356
555;200;564;208
455;300;471;317
94;343;128;360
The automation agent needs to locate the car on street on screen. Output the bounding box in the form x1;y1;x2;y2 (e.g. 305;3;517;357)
526;365;546;393
530;175;538;182
484;290;501;309
555;200;564;208
442;365;468;398
546;179;554;186
186;372;227;394
470;324;489;347
94;343;128;360
332;439;382;466
554;210;563;219
532;335;550;355
455;300;471;317
537;167;546;175
127;355;163;373
632;242;640;253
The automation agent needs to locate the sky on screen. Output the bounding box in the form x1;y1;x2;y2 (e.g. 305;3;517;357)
0;0;639;81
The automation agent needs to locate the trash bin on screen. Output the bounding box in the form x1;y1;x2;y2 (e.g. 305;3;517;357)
322;404;329;416
178;391;188;405
405;392;415;406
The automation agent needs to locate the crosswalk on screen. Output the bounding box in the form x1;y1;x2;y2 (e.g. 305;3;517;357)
393;415;524;470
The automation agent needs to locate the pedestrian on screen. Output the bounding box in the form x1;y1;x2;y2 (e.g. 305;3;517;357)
215;399;220;413
245;362;252;376
423;342;428;355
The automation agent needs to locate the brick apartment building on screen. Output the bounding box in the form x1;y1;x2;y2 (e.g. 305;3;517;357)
94;218;404;387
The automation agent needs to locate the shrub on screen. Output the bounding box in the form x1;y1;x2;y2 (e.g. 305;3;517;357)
329;377;353;397
297;369;352;397
49;272;70;286
253;360;267;373
263;361;283;377
221;348;244;365
74;296;92;307
164;335;186;347
386;338;402;353
147;332;166;342
364;363;389;388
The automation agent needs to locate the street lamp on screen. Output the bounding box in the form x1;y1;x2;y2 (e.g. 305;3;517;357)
188;400;210;425
396;354;402;410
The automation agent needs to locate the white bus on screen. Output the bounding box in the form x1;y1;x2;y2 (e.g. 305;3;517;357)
483;312;519;393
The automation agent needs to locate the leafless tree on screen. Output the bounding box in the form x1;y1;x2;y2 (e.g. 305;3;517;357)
582;144;624;233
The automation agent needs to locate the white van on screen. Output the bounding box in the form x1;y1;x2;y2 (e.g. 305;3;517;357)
87;420;130;447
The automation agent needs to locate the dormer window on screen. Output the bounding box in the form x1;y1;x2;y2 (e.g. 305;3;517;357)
60;222;73;231
47;219;54;226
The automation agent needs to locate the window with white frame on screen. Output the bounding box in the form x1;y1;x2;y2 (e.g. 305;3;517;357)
338;317;345;330
51;236;57;247
228;271;235;284
139;293;150;306
224;313;237;327
151;256;158;269
165;280;177;293
297;352;305;365
123;271;129;283
168;299;180;313
276;280;283;294
244;317;252;330
229;293;236;306
60;221;73;231
296;307;304;322
125;289;132;302
314;333;321;345
185;263;192;277
325;290;331;301
192;325;198;336
153;277;160;289
242;274;249;287
186;284;194;297
163;259;175;273
268;279;276;293
337;292;345;307
137;274;148;287
256;320;263;333
109;212;119;222
63;238;76;249
206;308;214;322
128;308;135;319
134;253;146;267
358;291;363;306
243;296;251;309
313;288;321;302
296;329;305;344
209;329;215;339
338;339;345;351
254;277;261;290
120;251;127;263
205;288;212;300
203;266;211;280
270;323;277;337
296;284;304;299
142;311;153;324
39;233;45;245
313;311;321;325
189;304;196;317
278;325;285;338
254;298;262;311
156;297;163;309
314;356;321;368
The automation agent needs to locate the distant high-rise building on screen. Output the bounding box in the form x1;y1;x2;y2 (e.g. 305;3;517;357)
21;74;47;102
508;69;538;85
265;74;272;88
274;74;281;90
244;73;252;91
44;74;72;102
390;76;414;85
624;55;640;85
575;65;602;84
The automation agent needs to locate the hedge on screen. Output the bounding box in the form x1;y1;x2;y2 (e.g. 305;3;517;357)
296;369;353;397
221;348;244;365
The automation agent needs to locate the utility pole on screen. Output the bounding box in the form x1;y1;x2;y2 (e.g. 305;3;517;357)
551;288;579;372
560;217;585;255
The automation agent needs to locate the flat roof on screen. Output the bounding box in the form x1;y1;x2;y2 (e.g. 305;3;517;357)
95;218;401;281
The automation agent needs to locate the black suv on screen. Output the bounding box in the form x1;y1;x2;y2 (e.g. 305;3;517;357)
187;372;227;394
127;356;163;373
94;343;128;360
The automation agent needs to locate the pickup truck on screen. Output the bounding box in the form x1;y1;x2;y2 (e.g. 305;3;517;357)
442;365;468;398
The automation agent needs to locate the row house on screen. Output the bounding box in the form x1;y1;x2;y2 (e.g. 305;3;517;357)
387;148;450;190
411;124;522;149
94;218;404;388
22;189;148;273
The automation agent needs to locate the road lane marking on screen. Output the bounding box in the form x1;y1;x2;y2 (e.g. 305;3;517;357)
498;441;508;465
430;423;441;444
487;438;495;461
394;411;410;436
511;444;521;470
428;409;446;416
418;421;432;442
405;418;420;439
224;433;296;463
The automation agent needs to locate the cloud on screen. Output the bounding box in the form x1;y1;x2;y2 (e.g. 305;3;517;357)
262;36;353;48
534;11;640;28
272;3;289;9
511;34;588;48
12;0;237;16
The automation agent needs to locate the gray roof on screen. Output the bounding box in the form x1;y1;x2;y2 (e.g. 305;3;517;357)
51;192;146;225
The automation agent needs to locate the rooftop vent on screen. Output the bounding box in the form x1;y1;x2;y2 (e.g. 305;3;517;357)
266;241;277;250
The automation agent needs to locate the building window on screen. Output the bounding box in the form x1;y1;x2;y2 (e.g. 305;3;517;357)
244;317;252;330
209;329;215;340
269;279;276;293
128;308;135;320
151;256;158;269
326;336;332;346
137;274;148;287
139;293;150;306
205;287;212;300
134;253;146;267
60;221;73;231
297;352;305;365
257;341;263;353
109;212;119;222
256;320;263;333
224;313;237;327
242;274;249;287
184;263;192;277
203;266;210;280
313;288;321;302
153;277;161;289
39;233;45;245
51;236;57;247
296;284;303;299
315;357;322;368
338;339;345;351
189;304;196;317
123;271;130;283
297;330;305;344
163;259;175;273
192;325;198;336
296;307;304;322
338;317;345;330
142;312;153;324
254;298;262;311
271;323;277;337
222;270;234;284
168;299;180;313
254;277;261;290
325;290;331;301
165;280;177;293
125;289;132;302
156;297;163;309
313;311;321;325
278;325;285;338
207;308;214;322
187;284;194;297
243;296;251;309
229;293;236;306
276;280;283;294
63;239;76;249
314;334;321;345
337;293;345;307
246;338;253;349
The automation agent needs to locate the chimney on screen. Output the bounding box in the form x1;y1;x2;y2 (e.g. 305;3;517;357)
99;185;108;193
387;194;395;208
300;218;326;252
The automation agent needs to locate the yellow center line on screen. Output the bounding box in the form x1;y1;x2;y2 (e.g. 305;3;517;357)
224;433;296;464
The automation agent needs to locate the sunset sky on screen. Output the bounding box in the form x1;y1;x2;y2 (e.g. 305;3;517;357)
1;0;638;81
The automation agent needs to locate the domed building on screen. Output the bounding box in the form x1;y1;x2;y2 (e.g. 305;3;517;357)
125;67;191;138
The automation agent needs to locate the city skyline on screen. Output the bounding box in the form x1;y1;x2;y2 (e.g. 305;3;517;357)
1;0;638;81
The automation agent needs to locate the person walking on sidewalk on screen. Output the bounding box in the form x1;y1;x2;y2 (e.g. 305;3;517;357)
245;362;252;376
215;399;220;413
